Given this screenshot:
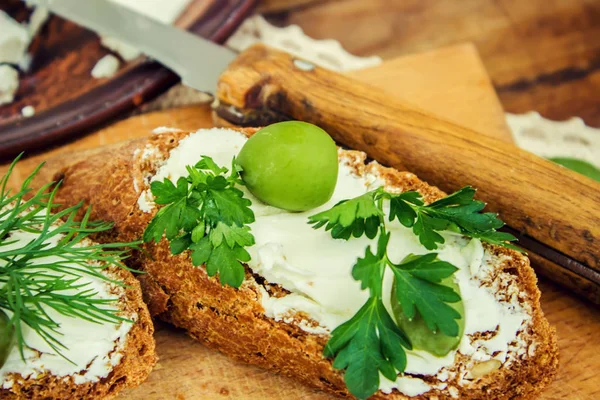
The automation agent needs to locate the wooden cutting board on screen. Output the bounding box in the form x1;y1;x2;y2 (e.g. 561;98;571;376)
2;43;598;400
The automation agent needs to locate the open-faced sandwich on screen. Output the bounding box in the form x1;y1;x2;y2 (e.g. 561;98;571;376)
0;160;156;399
27;122;558;399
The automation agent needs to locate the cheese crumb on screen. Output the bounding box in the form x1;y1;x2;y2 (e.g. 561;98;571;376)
0;10;29;65
21;105;35;117
91;54;121;79
28;6;49;37
0;65;19;105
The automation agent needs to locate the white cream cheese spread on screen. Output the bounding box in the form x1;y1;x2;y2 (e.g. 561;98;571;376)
137;128;533;396
0;229;134;388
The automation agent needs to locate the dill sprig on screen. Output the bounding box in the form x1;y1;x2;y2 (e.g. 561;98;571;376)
0;155;141;362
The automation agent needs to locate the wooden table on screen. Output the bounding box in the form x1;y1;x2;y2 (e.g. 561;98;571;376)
260;0;600;128
3;44;598;399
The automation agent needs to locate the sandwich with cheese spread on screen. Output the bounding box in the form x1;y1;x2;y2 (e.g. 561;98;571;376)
27;123;558;399
0;160;156;399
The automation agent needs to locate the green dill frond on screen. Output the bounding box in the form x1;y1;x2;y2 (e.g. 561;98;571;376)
0;155;141;362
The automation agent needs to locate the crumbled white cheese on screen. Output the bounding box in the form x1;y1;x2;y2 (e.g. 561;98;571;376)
0;10;29;65
28;6;48;37
0;65;19;105
0;6;48;104
0;6;48;72
91;54;121;79
21;105;35;117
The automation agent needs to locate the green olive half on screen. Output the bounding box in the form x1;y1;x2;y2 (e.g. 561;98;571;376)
237;121;338;212
391;277;465;357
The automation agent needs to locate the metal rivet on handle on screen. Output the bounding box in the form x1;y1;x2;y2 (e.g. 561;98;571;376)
293;59;315;71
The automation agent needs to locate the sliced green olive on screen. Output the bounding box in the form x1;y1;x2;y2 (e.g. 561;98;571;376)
0;309;15;368
237;121;338;212
391;276;465;357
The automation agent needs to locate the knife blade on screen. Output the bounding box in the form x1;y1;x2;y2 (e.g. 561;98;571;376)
34;0;237;95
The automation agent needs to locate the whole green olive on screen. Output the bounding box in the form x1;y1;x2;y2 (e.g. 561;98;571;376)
0;309;15;368
391;277;465;357
237;121;338;212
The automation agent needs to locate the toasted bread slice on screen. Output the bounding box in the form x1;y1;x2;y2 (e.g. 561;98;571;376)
0;226;156;399
28;127;558;399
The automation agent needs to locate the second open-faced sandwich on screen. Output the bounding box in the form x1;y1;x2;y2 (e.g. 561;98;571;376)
0;161;156;399
27;122;558;399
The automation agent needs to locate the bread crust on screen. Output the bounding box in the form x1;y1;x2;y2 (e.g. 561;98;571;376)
27;129;558;399
0;239;157;398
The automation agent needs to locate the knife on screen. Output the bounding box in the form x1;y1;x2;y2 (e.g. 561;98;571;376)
32;0;236;95
34;0;600;303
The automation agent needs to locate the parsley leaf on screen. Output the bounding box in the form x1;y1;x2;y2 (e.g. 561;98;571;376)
143;156;255;288
143;198;186;242
389;254;461;336
388;191;422;226
324;297;410;400
352;232;389;295
412;213;448;250
308;189;383;239
210;222;255;248
468;230;523;252
203;183;254;227
151;177;188;205
387;186;520;251
189;236;250;288
324;241;460;398
195;156;228;175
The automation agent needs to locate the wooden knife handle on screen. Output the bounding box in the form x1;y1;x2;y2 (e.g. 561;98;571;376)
216;44;600;303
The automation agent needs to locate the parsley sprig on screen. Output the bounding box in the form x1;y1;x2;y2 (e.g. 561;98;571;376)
0;156;140;363
143;156;255;288
310;186;520;252
310;186;518;399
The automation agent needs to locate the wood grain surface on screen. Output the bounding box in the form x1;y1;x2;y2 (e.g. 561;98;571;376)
2;47;598;400
263;0;600;128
